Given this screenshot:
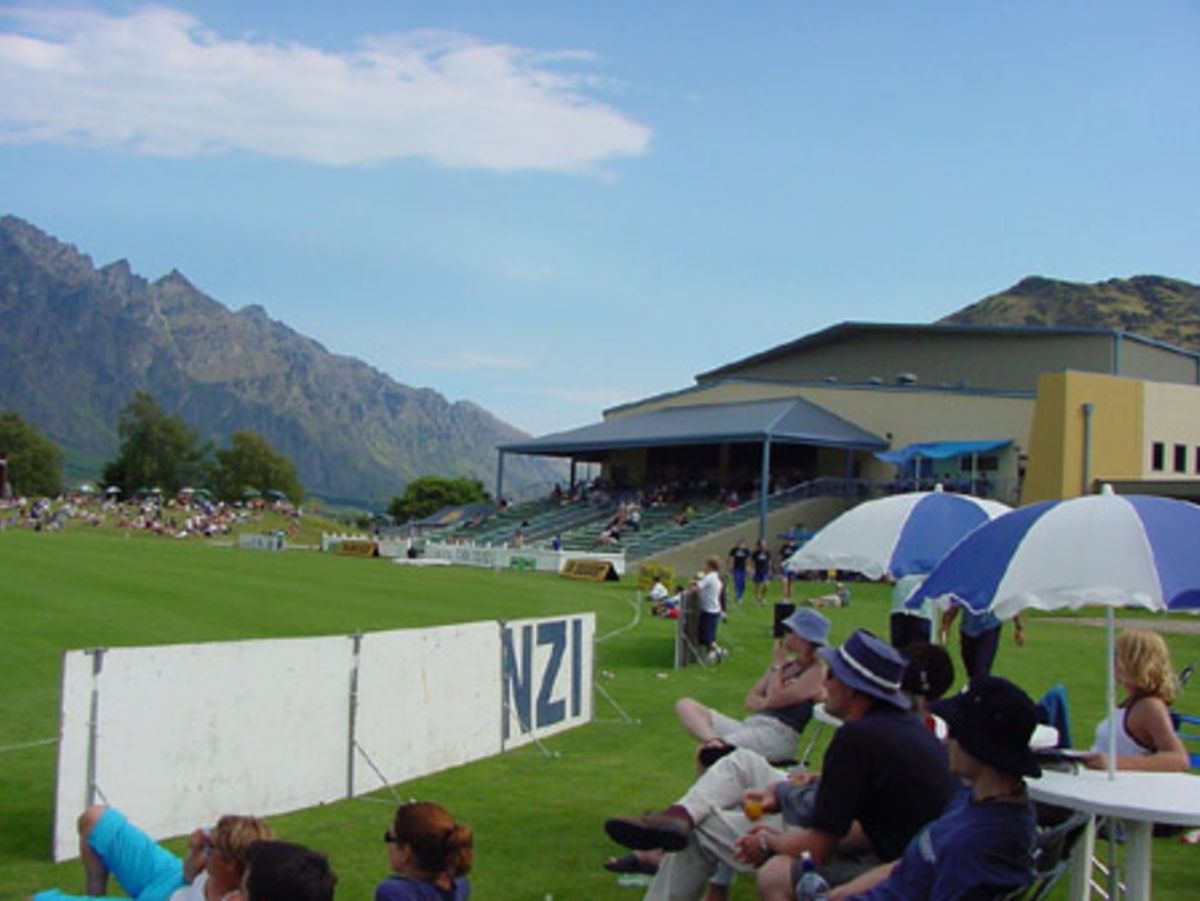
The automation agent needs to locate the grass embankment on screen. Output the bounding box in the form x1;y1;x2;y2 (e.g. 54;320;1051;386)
2;529;1198;900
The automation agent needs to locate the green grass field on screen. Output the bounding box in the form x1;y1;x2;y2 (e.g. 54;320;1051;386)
3;529;1199;900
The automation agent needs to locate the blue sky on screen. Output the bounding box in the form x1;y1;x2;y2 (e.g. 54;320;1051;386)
2;2;1197;435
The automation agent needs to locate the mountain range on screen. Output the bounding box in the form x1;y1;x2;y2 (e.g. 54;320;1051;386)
4;215;1198;508
0;215;560;508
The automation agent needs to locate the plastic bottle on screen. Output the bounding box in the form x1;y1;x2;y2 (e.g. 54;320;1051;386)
794;851;831;901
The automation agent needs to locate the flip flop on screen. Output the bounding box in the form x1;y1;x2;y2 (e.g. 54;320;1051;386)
603;853;659;875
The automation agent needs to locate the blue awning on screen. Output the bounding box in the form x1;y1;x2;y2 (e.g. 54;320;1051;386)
876;439;1013;467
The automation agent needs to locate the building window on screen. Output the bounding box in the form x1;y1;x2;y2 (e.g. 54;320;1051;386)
1151;442;1165;471
960;455;999;472
1175;444;1188;474
1195;447;1200;475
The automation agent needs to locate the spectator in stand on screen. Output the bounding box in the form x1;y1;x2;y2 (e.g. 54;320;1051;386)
377;801;473;901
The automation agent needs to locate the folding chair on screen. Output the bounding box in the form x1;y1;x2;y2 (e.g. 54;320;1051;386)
1035;683;1072;750
1170;710;1200;769
996;809;1093;901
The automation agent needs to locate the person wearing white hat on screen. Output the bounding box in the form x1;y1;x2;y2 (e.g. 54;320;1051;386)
676;609;831;766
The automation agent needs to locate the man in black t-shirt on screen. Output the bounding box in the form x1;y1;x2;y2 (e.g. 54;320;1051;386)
728;538;751;604
751;539;772;605
748;631;956;893
602;631;954;900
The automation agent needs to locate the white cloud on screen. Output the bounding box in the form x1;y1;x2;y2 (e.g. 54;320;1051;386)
0;5;652;171
426;351;531;371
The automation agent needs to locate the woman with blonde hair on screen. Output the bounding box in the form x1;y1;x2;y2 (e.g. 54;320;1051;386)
36;807;273;901
1083;628;1189;772
377;801;473;901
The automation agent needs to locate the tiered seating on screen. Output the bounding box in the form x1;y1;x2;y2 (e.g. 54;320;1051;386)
439;496;612;546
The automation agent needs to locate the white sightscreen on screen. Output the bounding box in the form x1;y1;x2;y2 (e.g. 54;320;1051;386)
353;623;501;793
52;615;595;861
502;615;594;749
53;636;353;861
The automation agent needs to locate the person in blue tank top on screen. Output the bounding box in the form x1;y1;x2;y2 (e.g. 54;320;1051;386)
376;802;473;901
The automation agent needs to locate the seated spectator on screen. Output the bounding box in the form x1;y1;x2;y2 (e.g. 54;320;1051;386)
897;642;956;722
805;583;850;609
1082;628;1189;772
675;609;830;765
242;840;336;901
648;576;670;605
596;526;622;545
603;631;955;900
35;806;273;901
799;676;1040;900
377;801;473;900
652;584;685;619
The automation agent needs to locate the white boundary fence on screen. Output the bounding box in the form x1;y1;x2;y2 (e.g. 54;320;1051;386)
316;533;626;575
421;541;626;575
52;614;594;860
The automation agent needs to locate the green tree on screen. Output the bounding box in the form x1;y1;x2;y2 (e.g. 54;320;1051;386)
0;411;63;497
101;392;206;494
211;431;304;503
388;476;490;522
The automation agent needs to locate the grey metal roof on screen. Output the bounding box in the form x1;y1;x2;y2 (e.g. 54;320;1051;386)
696;321;1200;382
499;397;887;457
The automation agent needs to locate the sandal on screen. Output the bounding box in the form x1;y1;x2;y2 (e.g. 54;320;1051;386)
604;853;659;875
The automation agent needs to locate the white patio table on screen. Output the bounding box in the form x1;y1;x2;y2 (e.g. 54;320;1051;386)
1026;768;1200;901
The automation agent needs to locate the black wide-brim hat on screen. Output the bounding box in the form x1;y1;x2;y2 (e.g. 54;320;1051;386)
933;675;1042;778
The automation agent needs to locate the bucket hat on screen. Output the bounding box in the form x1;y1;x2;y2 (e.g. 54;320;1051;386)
781;608;830;646
818;629;910;709
933;675;1041;778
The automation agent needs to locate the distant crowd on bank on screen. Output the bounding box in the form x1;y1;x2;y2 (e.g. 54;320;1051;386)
0;490;301;539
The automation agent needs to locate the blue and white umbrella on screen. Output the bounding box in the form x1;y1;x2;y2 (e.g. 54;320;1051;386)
909;485;1200;776
785;485;1010;580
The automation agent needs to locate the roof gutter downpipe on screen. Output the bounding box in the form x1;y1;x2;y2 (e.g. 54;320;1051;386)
1081;403;1094;496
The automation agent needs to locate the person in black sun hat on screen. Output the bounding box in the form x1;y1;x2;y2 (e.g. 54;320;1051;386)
779;675;1040;900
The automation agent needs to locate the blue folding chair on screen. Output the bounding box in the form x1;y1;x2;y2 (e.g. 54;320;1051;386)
1170;710;1200;768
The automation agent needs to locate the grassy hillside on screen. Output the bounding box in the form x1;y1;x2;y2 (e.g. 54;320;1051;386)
2;530;1198;900
941;275;1200;350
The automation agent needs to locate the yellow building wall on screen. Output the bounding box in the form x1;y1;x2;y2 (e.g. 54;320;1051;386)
1023;372;1143;503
